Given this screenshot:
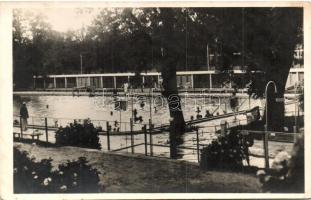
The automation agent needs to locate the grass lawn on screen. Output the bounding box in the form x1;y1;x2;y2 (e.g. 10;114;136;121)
14;142;262;193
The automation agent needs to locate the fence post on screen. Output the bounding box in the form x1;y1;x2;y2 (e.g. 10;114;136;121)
106;121;111;151
149;119;153;156
143;125;148;156
130;118;134;154
263;126;270;170
196;129;200;163
45;117;48;142
20;116;23;138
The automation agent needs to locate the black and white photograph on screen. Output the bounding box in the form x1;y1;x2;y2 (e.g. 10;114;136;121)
0;2;309;198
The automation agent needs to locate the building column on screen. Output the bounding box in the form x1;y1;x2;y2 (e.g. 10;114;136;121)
191;74;194;89
76;77;79;88
64;77;67;88
209;74;213;89
142;76;145;88
88;77;91;87
100;76;103;88
43;79;46;89
296;72;299;85
53;78;56;88
113;76;116;89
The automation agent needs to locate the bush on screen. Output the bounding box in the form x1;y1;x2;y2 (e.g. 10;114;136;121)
257;133;304;193
14;147;102;193
200;127;254;171
55;119;101;149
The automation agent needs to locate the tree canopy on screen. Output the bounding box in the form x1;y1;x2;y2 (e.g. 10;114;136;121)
13;7;302;92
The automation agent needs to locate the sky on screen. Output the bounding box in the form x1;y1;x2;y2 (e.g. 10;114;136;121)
29;7;100;32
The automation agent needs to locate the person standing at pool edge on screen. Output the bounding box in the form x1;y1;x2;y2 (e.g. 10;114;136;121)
20;102;29;131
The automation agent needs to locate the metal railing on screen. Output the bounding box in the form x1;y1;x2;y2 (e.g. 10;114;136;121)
13;113;300;170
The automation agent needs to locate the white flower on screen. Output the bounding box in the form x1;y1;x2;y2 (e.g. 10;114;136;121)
274;151;290;164
13;168;18;173
23;166;28;171
72;181;77;186
59;171;64;175
43;178;49;186
256;170;266;177
60;185;67;191
32;171;36;175
264;175;271;182
43;177;52;186
33;175;38;179
73;173;78;178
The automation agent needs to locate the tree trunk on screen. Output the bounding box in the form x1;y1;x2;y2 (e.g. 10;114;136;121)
161;58;186;159
264;60;292;132
160;8;186;158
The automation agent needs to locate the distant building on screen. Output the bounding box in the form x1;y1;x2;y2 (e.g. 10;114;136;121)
33;45;303;91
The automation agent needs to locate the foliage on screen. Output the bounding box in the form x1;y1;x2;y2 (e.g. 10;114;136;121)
55;119;101;149
13;8;302;89
14;147;102;193
200;127;254;171
257;133;304;193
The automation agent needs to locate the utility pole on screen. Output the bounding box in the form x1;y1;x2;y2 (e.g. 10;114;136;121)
80;53;83;74
206;44;210;70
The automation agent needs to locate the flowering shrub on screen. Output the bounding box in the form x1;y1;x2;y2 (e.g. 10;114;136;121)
14;147;102;193
55;119;101;149
258;133;304;193
200;127;254;171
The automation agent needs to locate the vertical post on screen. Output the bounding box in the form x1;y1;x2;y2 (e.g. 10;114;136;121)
88;77;91;87
218;97;221;113
45;117;48;142
100;76;103;88
149;88;152;125
65;77;67;88
76;77;79;88
149;119;153;156
19;116;23;138
196;129;200;163
209;74;213;89
119;110;122;131
206;44;210;70
33;77;36;89
106;121;111;151
113;76;117;89
80;54;83;74
225;100;227;112
263;125;269;170
130;118;134;154
191;74;194;89
143;125;148;156
53;77;56;88
43;79;46;89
